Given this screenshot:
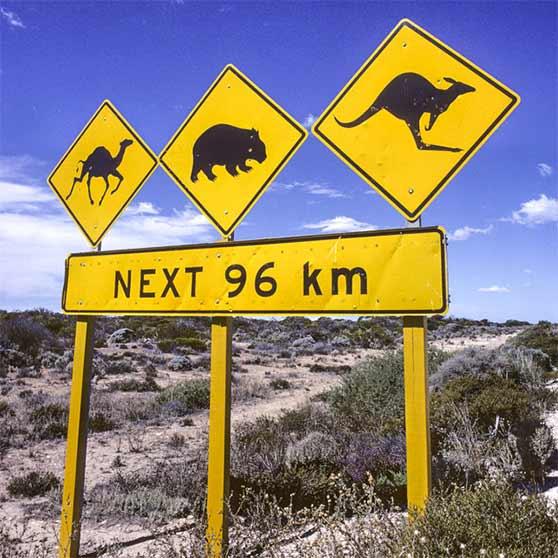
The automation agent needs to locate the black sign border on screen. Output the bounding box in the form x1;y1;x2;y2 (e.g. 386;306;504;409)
313;20;520;221
158;65;307;237
62;226;448;316
47;100;158;247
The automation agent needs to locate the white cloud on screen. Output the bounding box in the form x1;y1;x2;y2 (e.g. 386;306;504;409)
523;268;533;274
508;194;558;225
273;180;348;198
0;6;25;29
125;201;160;216
0;205;214;308
478;285;511;293
303;216;377;233
0;181;54;209
302;114;317;129
448;224;493;241
537;163;553;177
0;155;45;182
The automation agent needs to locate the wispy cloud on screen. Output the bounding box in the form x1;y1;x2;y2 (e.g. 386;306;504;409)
0;155;45;182
273;180;349;199
0;181;54;209
302;114;317;129
448;224;493;241
303;216;376;233
0;6;25;29
505;194;558;225
125;201;160;216
537;163;553;177
478;285;511;293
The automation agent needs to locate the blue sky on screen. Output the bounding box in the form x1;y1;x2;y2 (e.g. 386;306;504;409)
0;1;556;322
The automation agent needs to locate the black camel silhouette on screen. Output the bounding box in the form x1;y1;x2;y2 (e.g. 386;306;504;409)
335;72;475;152
67;139;133;206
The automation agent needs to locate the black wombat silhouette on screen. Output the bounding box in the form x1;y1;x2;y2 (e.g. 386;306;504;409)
67;139;133;206
335;72;475;152
190;124;267;182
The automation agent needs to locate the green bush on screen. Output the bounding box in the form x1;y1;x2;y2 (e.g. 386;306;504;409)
512;322;558;367
108;376;160;392
270;378;291;390
7;470;59;498
407;482;558;558
157;338;175;353
432;374;532;433
29;402;68;440
89;411;116;433
326;351;404;433
157;379;210;415
0;316;52;357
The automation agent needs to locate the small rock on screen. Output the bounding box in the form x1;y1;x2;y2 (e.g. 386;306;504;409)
107;328;135;345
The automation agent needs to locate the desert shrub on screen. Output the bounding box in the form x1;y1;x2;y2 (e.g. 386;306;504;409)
7;470;59;498
157;338;175;353
270;378;291;390
0;316;52;358
327;351;404;433
108;376;160;392
511;321;558;367
309;363;351;375
104;358;135;375
406;481;558;558
350;318;395;348
157;379;210;416
0;399;13;416
29;402;68;440
87;457;206;520
175;337;207;352
89;410;117;432
431;373;555;483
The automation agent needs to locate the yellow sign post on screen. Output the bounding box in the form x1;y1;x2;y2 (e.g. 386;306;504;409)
61;228;448;317
159;65;307;236
48;100;158;247
58;316;95;558
312;18;520;221
48;101;158;557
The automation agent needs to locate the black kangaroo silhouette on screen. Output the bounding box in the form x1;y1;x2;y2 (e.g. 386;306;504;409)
191;124;266;182
67;139;133;206
335;72;475;152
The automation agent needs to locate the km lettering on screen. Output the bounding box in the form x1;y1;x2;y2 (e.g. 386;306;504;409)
303;262;368;296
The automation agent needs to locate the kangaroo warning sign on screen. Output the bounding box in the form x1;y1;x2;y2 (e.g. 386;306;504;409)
313;19;520;221
159;65;307;236
48;100;158;247
62;227;448;316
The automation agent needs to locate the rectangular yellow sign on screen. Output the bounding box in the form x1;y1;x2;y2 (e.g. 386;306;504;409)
62;228;448;316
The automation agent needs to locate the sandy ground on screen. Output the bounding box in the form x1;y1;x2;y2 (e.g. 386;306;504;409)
1;331;537;556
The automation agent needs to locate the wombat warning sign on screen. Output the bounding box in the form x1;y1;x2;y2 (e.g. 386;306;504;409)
159;65;307;236
313;19;519;222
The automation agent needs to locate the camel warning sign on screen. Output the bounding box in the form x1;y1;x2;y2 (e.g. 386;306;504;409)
312;19;520;221
159;65;307;236
48;100;158;247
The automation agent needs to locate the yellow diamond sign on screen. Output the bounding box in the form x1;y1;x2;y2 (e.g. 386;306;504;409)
159;65;307;236
48;100;158;247
313;19;520;221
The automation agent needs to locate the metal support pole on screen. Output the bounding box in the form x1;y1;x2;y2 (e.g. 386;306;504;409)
58;315;95;557
59;242;100;558
402;217;431;513
403;315;431;512
206;235;234;557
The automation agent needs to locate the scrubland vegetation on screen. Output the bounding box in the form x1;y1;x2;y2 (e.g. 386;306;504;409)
0;310;557;556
